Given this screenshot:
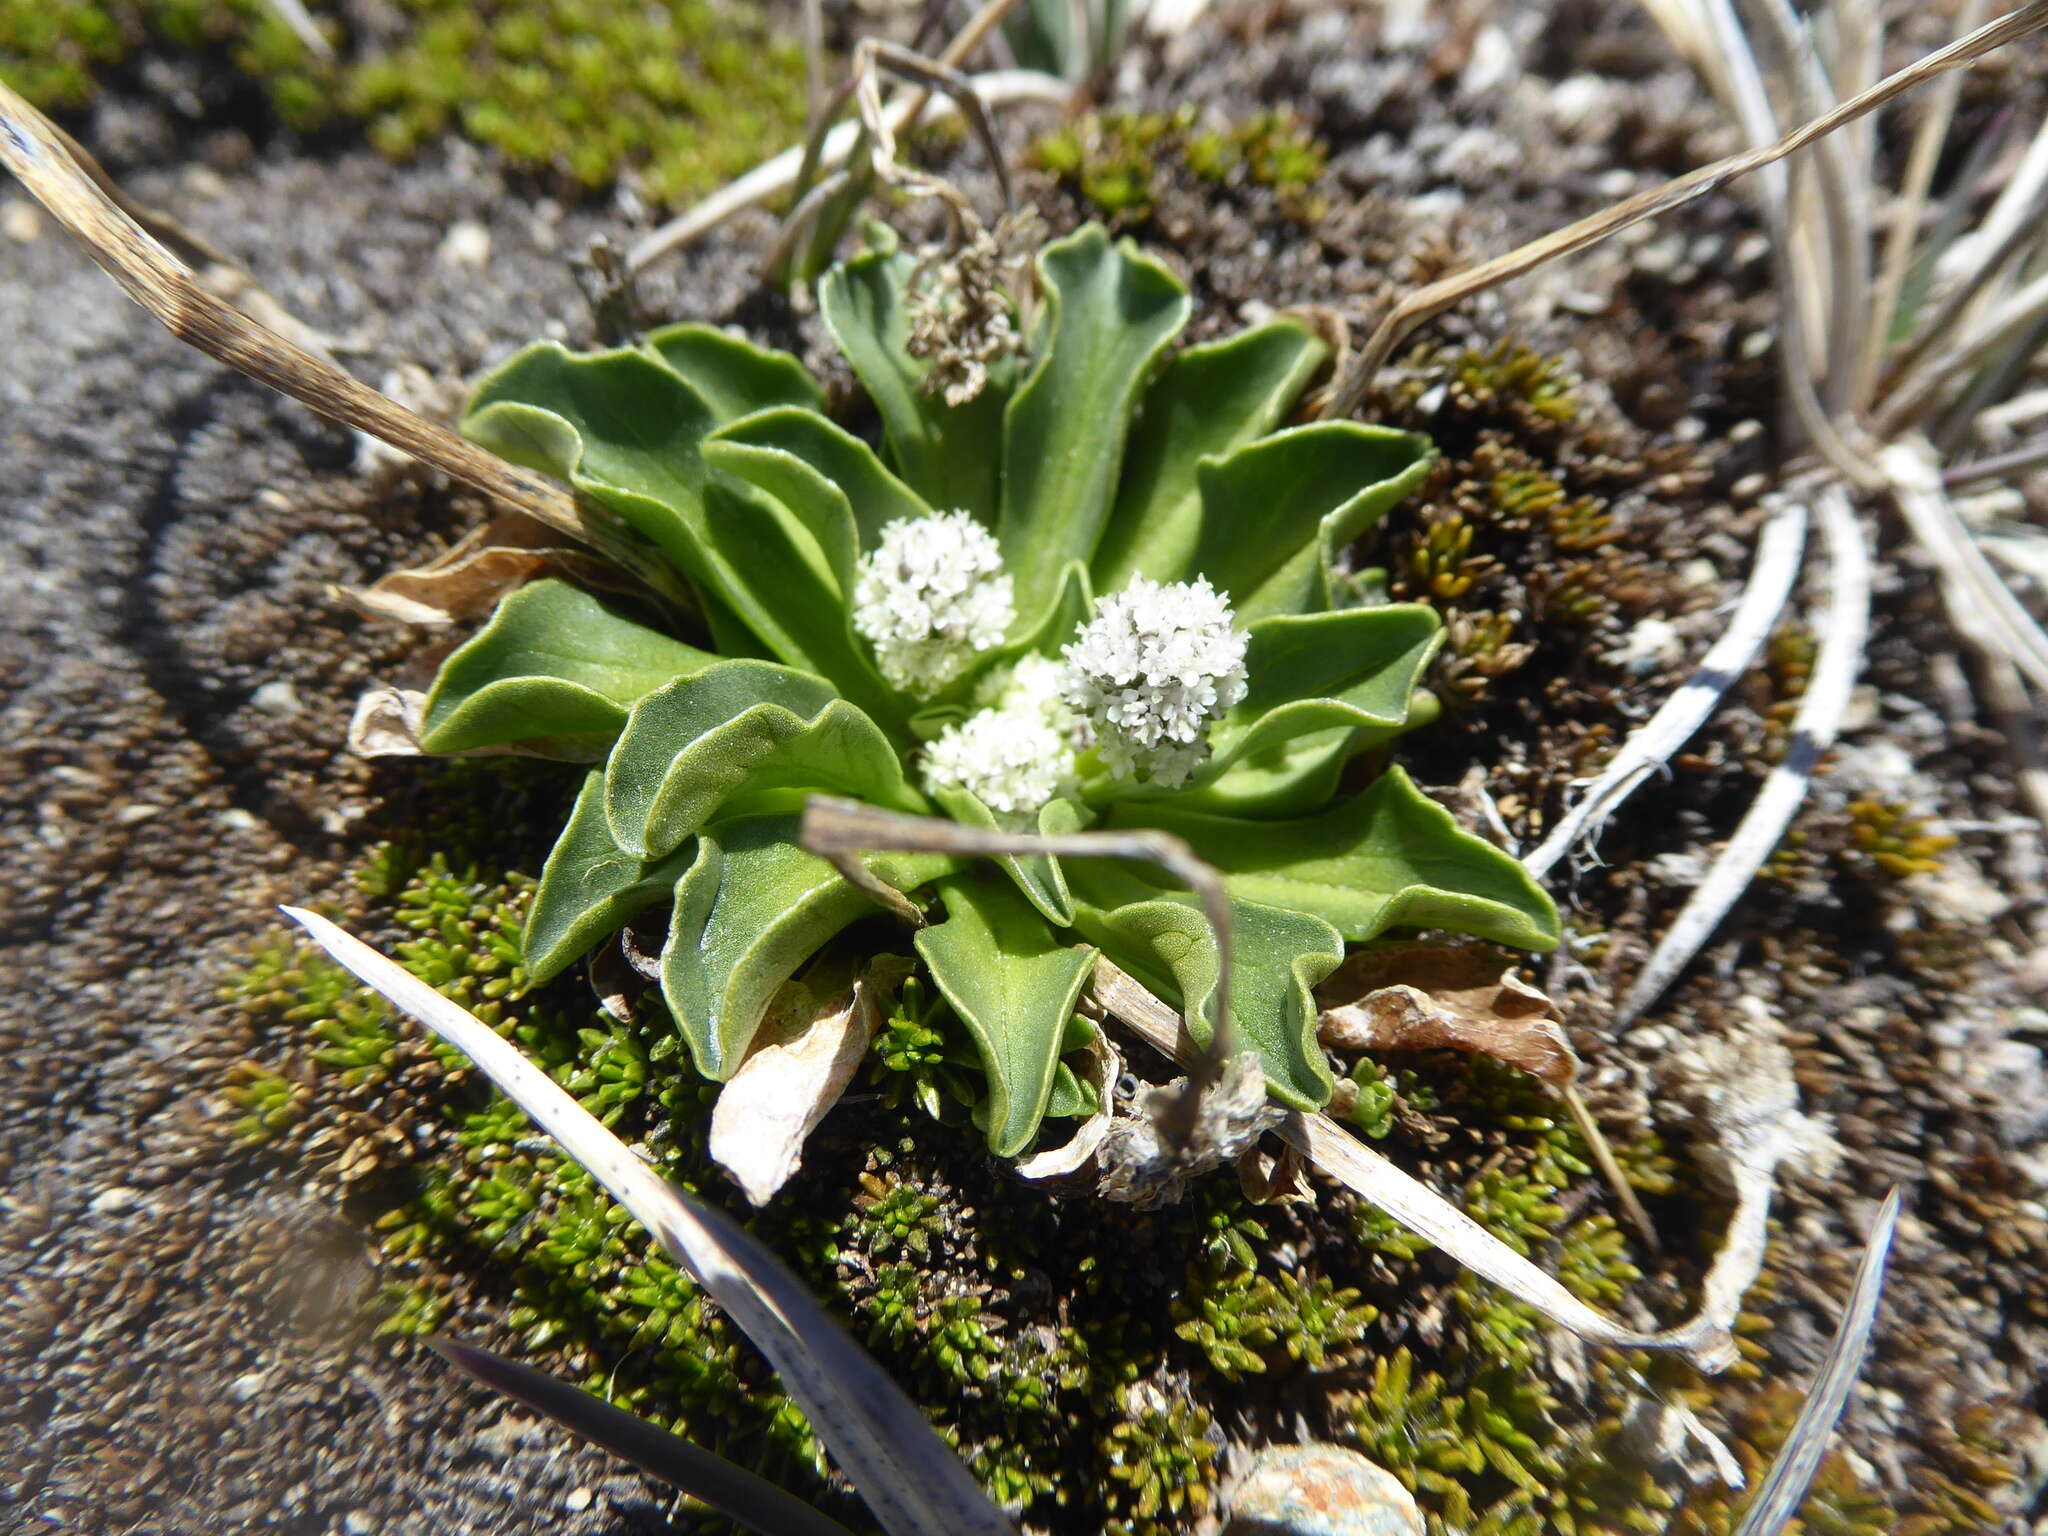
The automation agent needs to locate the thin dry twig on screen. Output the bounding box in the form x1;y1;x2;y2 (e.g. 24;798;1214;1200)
1526;494;1810;879
1615;483;1870;1032
0;79;694;617
798;795;1238;1102
283;907;1018;1536
1319;0;2048;418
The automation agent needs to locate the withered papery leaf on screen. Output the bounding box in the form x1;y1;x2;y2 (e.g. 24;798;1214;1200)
337;511;635;629
1316;941;1578;1087
710;980;878;1206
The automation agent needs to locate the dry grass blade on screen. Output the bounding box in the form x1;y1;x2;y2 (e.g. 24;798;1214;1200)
1526;495;1809;879
1089;959;1741;1371
1944;431;2048;487
799;794;1239;1089
1877;267;2048;438
1882;439;2048;694
624;71;1065;273
428;1338;861;1536
1730;1188;1902;1536
1615;484;1869;1032
0;81;695;618
1319;0;2048;418
628;0;1047;273
1857;0;1989;407
281;907;1019;1536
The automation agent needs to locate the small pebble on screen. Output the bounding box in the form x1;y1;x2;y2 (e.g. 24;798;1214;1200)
438;220;492;268
1225;1445;1423;1536
252;680;302;718
564;1486;593;1513
89;1186;143;1215
2;198;42;243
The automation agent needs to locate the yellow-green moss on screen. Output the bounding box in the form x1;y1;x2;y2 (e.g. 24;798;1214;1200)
223;793;2004;1534
1030;106;1328;223
0;0;805;202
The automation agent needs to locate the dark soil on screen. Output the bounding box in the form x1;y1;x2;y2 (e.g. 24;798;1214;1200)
4;0;2047;1531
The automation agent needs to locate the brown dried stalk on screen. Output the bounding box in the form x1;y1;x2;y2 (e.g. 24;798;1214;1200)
798;795;1237;1113
0;79;694;617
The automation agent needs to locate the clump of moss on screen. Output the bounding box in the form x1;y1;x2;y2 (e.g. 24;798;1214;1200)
1844;798;1955;879
1030;106;1327;223
1;0;806;202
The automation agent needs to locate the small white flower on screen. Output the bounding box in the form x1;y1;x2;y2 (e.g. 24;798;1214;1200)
1060;576;1249;786
921;656;1080;819
851;512;1015;696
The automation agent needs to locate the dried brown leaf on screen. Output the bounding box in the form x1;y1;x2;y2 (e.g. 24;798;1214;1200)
335;511;638;629
1316;941;1579;1087
709;980;878;1206
1015;1025;1122;1181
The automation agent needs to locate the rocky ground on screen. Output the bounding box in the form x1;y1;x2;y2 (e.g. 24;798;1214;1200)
4;1;2047;1532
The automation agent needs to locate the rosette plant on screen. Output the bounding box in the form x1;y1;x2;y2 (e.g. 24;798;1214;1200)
413;223;1558;1160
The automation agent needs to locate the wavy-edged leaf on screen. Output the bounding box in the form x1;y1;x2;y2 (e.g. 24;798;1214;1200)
1091;319;1327;593
999;228;1190;622
420;579;715;757
1074;892;1340;1109
663;816;952;1078
917;873;1097;1156
644;323;825;423
1109;766;1560;950
1188;423;1434;622
526;769;698;985
1165;728;1360;819
606;661;921;860
817;248;1012;518
462;344;895;721
704;408;933;588
928;787;1085;926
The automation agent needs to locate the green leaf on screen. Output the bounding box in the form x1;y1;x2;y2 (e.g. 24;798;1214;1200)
421;580;715;758
1045;1058;1100;1119
1198;605;1441;784
928;788;1085;926
605;661;921;860
1187;422;1434;622
703;407;933;588
1091;319;1327;593
917;873;1097;1156
1107;767;1560;950
461;344;896;723
525;770;698;985
643;324;825;423
817;247;1012;518
664;816;954;1079
1166;728;1357;819
999;227;1190;622
1073;893;1340;1109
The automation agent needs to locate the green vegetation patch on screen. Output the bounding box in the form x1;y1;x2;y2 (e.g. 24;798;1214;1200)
223;785;1944;1536
1030;106;1329;223
1;0;806;201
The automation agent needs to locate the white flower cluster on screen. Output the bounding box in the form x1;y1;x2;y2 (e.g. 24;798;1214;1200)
1060;576;1248;786
851;511;1015;696
921;655;1079;819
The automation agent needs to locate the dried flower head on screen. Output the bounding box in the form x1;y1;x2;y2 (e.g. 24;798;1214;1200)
851;512;1015;696
1061;576;1249;785
920;655;1079;820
